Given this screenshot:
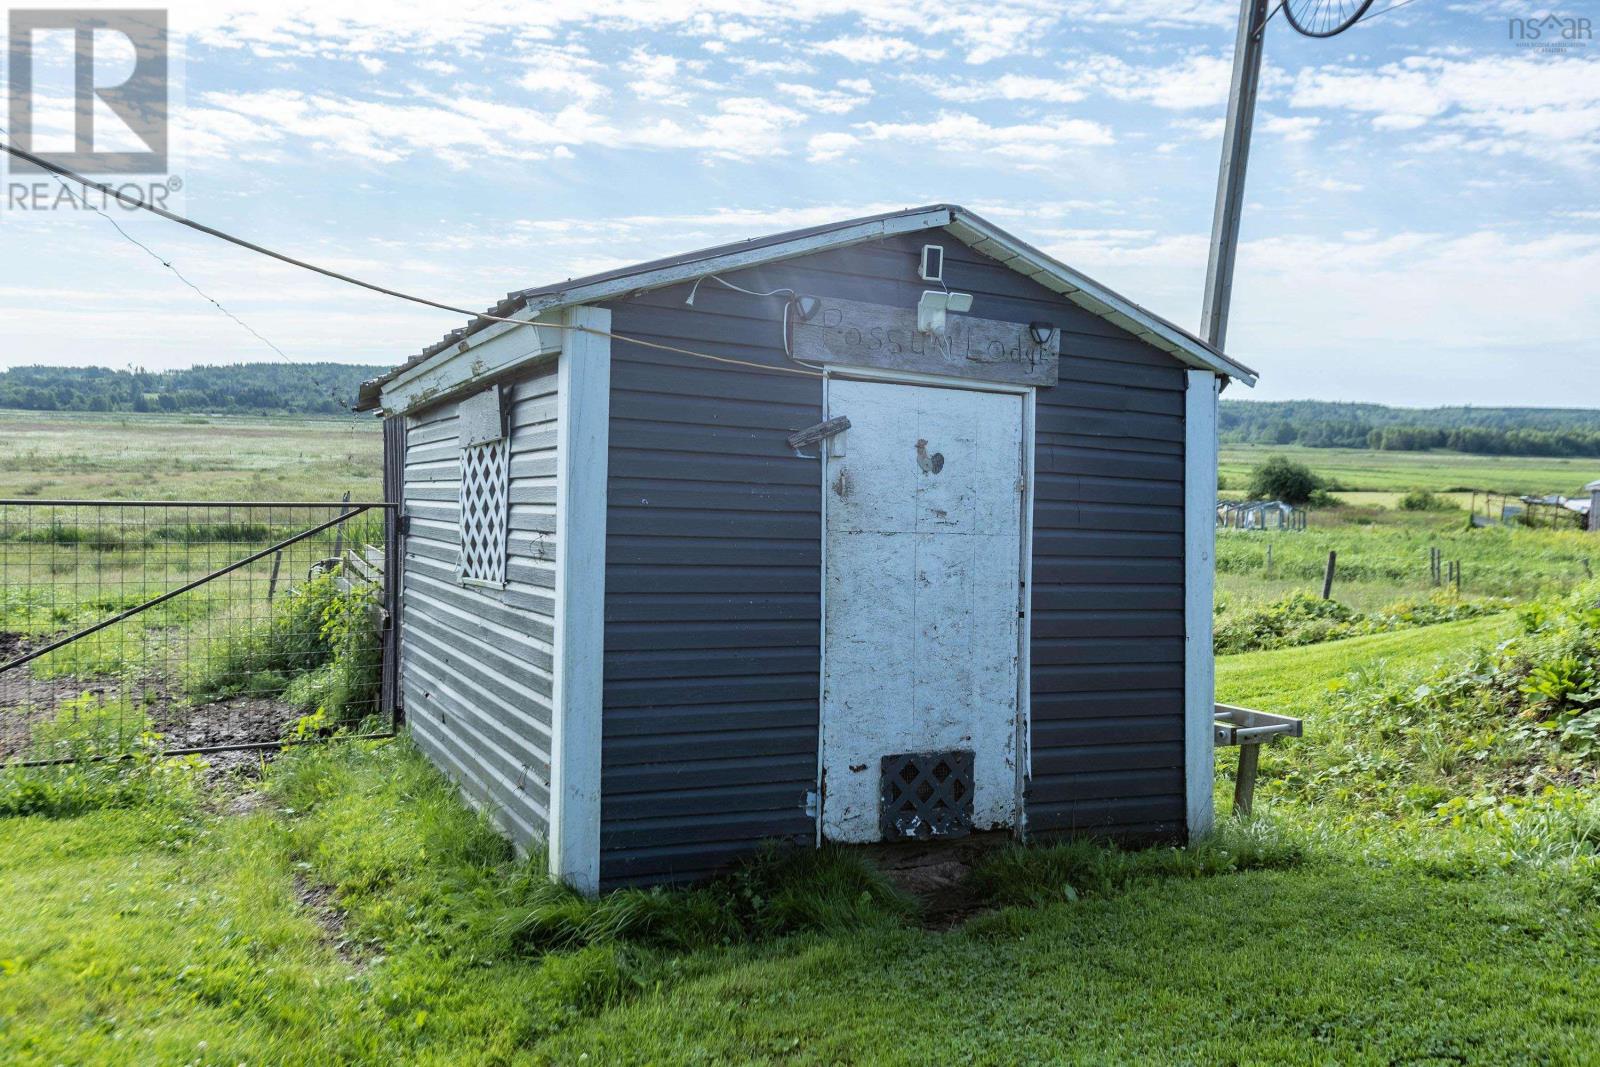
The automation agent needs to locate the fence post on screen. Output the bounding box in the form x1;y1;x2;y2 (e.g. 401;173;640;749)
331;490;351;568
1265;541;1273;578
267;550;282;602
1233;743;1261;819
1321;550;1337;600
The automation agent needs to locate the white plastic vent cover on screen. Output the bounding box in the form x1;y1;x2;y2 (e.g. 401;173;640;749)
459;438;508;585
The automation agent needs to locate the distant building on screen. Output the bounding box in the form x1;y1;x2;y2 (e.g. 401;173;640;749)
1587;480;1600;532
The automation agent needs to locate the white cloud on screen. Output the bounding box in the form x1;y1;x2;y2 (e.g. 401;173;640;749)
816;35;940;64
908;73;1087;104
516;46;608;103
1026;223;1600;404
777;81;873;114
1260;114;1320;142
1170;116;1224;141
728;56;816;76
628;48;689;104
807;131;859;161
1083;53;1238;111
418;59;459;76
1292;53;1600;162
856;110;1114;163
188;84;800;166
356;55;385;74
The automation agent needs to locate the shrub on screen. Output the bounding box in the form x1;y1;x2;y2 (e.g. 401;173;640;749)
1400;489;1451;512
184;571;381;725
1272;581;1600;822
1247;456;1322;506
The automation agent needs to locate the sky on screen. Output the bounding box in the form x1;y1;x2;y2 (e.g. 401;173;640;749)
0;0;1596;405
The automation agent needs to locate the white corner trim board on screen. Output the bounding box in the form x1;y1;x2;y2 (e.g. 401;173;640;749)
1184;369;1219;839
549;304;610;895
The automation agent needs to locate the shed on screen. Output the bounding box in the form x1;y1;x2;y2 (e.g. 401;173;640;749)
1586;480;1600;532
356;204;1258;893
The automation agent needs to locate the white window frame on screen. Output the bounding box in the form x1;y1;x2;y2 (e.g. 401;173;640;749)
458;426;509;589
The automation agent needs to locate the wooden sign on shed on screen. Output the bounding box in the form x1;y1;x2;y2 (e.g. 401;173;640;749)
792;297;1059;386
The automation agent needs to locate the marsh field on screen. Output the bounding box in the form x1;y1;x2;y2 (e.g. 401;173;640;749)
2;410;1599;1064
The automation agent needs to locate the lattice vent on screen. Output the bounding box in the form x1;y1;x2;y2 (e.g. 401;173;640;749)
459;439;508;585
880;750;975;841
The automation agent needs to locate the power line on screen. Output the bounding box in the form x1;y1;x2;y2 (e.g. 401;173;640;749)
0;129;361;411
0;139;822;383
1356;0;1423;24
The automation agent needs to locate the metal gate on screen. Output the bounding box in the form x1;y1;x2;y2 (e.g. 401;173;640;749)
0;499;399;767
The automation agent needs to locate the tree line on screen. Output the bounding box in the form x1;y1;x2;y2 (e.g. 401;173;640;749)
0;363;388;416
1221;400;1600;458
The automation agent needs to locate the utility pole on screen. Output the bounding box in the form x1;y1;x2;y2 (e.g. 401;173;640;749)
1200;0;1271;352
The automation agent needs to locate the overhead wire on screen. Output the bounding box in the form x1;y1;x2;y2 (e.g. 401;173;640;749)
684;273;827;369
1354;0;1422;23
0;139;824;385
0;126;362;411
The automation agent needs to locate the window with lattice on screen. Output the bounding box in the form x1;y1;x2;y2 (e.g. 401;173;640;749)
459;438;508;585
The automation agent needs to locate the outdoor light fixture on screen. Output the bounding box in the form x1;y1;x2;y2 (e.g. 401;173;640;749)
916;289;972;335
1029;322;1056;346
792;294;821;321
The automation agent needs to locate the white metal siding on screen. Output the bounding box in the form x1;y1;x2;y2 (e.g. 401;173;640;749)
401;365;560;849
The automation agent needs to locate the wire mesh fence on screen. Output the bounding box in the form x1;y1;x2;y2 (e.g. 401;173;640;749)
0;500;395;767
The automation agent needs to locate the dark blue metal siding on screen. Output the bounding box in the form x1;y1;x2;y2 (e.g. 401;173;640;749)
599;291;823;887
597;231;1189;884
893;235;1189;840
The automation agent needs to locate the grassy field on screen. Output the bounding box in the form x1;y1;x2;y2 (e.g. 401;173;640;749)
3;415;1599;1062
1220;442;1597;497
0;412;387;764
0;410;381;501
3;597;1598;1063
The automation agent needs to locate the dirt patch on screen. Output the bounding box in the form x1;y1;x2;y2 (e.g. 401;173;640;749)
861;832;1013;929
1;640;306;774
294;874;374;968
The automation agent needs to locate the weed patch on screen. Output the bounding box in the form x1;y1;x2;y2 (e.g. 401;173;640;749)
0;694;202;817
183;571;379;723
967;817;1311;908
1214;590;1506;654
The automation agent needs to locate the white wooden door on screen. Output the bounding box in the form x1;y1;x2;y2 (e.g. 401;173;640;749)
821;378;1025;843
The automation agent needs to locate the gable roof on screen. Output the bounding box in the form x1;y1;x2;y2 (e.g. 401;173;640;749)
356;203;1256;410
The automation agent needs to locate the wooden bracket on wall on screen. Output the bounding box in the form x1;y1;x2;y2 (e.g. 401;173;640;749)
787;415;851;451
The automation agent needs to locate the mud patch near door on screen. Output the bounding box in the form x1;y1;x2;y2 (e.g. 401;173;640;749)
862;832;1011;929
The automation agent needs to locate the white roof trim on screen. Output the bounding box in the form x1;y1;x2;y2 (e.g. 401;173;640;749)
944;211;1256;386
364;204;1255;410
518;207;955;321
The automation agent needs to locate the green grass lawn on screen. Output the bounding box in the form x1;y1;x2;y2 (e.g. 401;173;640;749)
1216;613;1518;711
1216;509;1597;609
3;420;1598;1063
4;605;1598;1065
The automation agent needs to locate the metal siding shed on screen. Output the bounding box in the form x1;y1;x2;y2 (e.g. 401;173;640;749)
371;205;1247;891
